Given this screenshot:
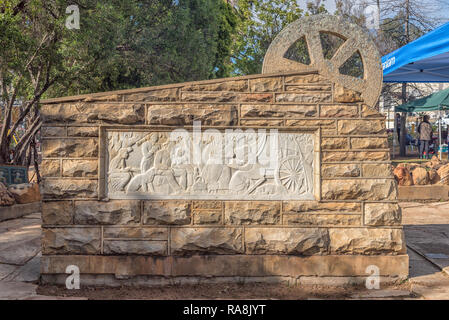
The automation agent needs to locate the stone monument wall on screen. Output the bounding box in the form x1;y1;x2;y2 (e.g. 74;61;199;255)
39;15;408;286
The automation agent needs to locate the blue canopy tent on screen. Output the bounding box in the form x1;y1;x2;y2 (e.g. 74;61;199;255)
383;21;449;82
382;21;449;158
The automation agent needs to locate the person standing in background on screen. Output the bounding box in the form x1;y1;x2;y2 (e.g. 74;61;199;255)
418;115;433;159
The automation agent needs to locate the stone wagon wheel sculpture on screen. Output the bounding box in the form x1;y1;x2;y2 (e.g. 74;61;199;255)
262;14;383;108
275;155;306;194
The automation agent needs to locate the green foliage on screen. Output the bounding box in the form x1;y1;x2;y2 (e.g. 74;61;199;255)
230;0;332;76
0;0;238;166
49;0;238;97
230;0;304;75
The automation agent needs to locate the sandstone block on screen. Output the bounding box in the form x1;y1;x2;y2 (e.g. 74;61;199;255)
41;254;409;278
322;129;337;135
41;160;61;177
322;151;389;162
284;74;328;84
194;211;222;225
104;227;168;240
351;137;388;149
329;228;404;255
412;167;429;185
0;182;15;206
74;200;140;225
333;84;362;103
103;240;167;255
286;119;335;127
42;201;74;225
397;162;421;171
240;119;283;126
42;127;66;137
284;214;361;226
42;227;101;254
143;201;191;225
285;84;332;92
322;179;397;200
338;120;385;135
224;202;280;225
283;201;361;213
393;166;413;186
320;105;358;118
241;104;317;118
428;169;440;184
62;160;98;177
249;77;283;92
362;105;384;118
83;94;121;102
42;179;98;199
322;164;360;178
364;203;401;226
125;88;179;102
67;127;99;137
8;183;41;204
437;164;449;185
42;138;98;158
321;138;348;150
192;201;222;210
245;228;329;255
276;93;332;103
182;80;248;92
240;93;273;103
147;104;237;126
181;92;272;103
42;103;145;124
170;228;243;255
362;164;392;177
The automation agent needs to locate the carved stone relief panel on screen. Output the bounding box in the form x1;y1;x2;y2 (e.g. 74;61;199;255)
104;129;316;200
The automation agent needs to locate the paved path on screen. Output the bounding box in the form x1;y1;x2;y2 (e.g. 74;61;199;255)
401;202;449;299
1;204;449;299
0;212;86;300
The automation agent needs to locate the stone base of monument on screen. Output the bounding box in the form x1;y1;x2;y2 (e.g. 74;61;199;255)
41;255;409;287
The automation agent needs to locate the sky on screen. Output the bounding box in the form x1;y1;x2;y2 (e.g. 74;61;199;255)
295;0;449;27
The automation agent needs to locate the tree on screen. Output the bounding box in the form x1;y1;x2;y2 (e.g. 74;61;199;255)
0;0;65;176
229;0;335;76
48;0;238;96
230;0;304;75
0;0;237;179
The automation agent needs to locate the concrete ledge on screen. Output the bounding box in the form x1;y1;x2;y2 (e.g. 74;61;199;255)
41;254;409;283
398;185;449;201
0;202;42;222
40;274;406;288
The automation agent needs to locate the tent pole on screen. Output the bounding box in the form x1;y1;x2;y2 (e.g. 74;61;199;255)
439;105;442;160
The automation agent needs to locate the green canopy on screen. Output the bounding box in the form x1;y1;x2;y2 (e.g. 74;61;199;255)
395;87;449;112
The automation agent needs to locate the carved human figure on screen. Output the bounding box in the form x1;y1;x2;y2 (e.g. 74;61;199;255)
108;147;133;191
126;141;183;194
139;133;159;173
201;136;231;193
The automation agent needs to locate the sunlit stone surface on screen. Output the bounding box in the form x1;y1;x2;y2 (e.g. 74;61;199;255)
105;131;315;200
